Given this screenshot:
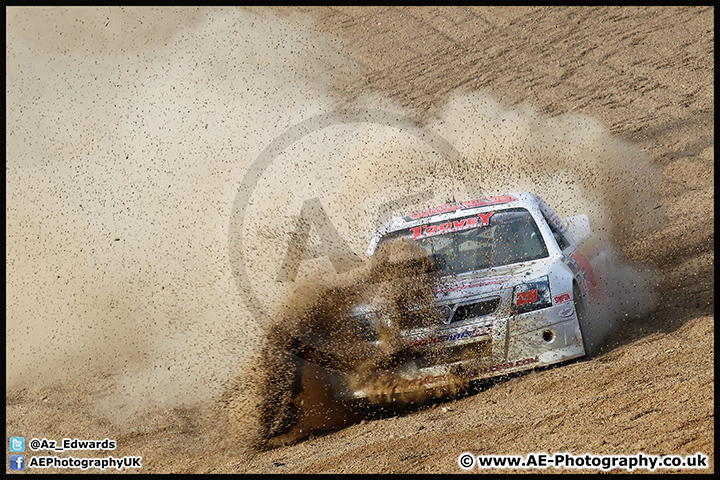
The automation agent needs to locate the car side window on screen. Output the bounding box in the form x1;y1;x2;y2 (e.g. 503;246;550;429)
542;212;569;250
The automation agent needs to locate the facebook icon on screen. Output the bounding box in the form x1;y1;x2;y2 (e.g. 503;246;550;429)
9;455;25;470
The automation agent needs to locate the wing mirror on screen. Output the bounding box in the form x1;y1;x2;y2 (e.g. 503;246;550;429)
562;214;592;245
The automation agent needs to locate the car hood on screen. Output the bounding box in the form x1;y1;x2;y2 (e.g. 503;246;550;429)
433;255;558;303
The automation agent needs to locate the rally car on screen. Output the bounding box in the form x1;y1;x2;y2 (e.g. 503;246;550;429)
326;192;599;401
254;192;601;445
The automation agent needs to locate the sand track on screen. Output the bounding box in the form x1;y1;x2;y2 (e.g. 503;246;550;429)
6;6;713;474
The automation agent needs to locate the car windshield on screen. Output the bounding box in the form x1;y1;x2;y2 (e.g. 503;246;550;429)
377;208;548;276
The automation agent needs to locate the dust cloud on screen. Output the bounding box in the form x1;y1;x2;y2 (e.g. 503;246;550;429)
7;6;662;450
224;237;452;450
6;6;351;423
234;92;665;446
426;93;662;352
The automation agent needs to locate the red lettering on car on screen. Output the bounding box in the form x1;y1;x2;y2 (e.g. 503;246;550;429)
516;289;538;306
478;212;494;225
553;292;571;305
453;219;467;228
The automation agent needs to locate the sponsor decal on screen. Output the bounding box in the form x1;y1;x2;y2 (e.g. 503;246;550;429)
409;325;492;347
559;306;575;318
436;275;512;295
553;292;571;305
411;212;494;240
515;288;538;306
473;356;540;376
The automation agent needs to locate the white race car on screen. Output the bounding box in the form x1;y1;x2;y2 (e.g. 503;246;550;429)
328;192;600;400
257;193;601;444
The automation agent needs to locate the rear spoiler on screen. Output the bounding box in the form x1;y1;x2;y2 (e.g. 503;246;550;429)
562;214;592;246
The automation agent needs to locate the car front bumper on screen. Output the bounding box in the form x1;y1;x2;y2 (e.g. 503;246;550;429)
331;303;586;400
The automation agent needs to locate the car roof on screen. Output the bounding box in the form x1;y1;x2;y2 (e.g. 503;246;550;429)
366;192;543;255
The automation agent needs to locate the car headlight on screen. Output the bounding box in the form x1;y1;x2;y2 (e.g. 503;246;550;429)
512;276;553;314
